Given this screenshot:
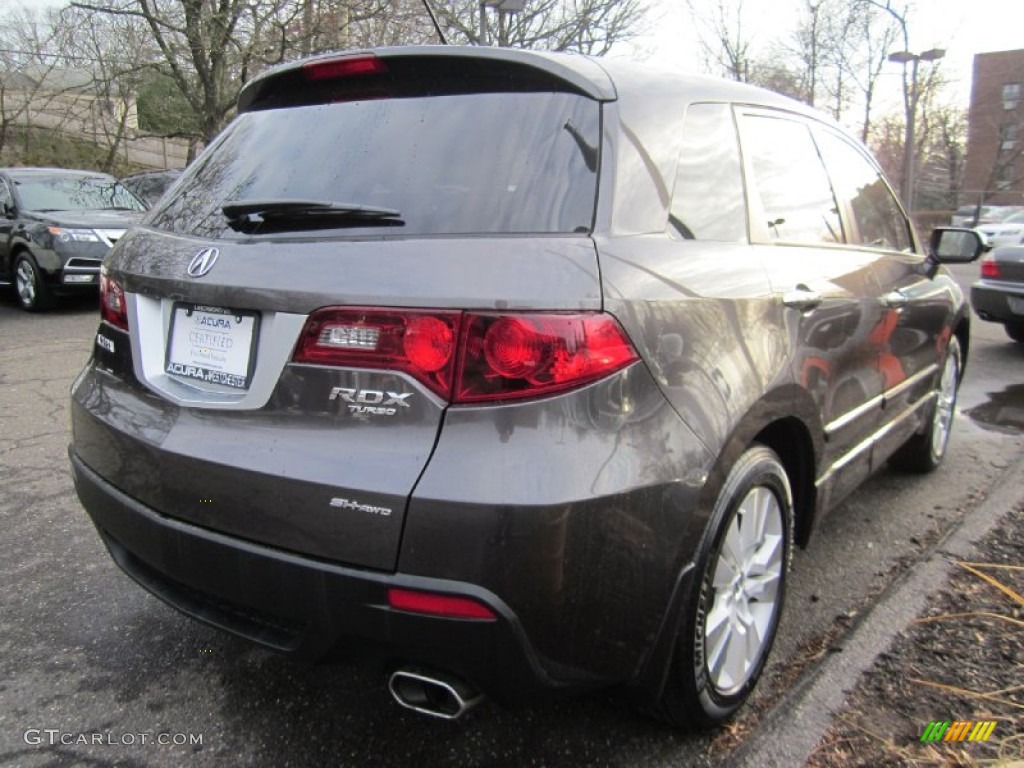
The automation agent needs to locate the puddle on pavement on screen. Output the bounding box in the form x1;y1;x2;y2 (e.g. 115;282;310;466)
964;383;1024;434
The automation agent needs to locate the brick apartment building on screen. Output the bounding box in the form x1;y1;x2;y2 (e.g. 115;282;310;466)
963;49;1024;206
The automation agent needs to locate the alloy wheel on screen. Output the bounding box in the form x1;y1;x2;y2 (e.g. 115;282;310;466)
704;485;785;696
931;345;959;459
15;259;37;308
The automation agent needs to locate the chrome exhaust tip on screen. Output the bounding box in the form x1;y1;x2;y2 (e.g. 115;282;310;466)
388;668;484;720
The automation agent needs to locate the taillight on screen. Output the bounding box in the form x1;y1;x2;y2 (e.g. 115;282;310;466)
292;308;461;399
100;271;128;331
302;54;387;81
456;313;639;403
980;255;1001;279
387;588;496;621
292;308;638;404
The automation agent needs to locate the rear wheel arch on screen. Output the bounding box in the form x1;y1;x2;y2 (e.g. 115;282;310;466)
753;418;817;548
695;387;822;549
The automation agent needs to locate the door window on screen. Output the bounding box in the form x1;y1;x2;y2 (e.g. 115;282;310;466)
815;131;913;252
740;114;843;245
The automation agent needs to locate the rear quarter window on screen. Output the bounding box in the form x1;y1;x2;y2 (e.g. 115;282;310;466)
671;103;747;241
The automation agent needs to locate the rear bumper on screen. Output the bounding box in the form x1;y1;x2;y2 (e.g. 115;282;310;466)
70;450;565;703
972;280;1024;324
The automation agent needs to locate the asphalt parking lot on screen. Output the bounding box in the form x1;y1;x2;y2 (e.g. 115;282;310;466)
1;261;1022;767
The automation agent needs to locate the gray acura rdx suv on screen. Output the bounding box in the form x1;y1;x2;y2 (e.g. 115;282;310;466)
70;46;984;727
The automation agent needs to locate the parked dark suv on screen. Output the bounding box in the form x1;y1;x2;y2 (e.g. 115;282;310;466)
1;167;147;311
69;47;984;727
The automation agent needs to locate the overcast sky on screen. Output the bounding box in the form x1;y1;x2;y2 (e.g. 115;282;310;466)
613;0;1021;112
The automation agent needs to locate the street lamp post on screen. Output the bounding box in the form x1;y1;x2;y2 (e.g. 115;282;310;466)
888;47;945;212
479;0;525;46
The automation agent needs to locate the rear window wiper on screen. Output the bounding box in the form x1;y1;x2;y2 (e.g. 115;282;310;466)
222;199;405;232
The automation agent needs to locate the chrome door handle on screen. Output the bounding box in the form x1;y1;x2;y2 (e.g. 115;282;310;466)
883;290;908;309
782;287;822;312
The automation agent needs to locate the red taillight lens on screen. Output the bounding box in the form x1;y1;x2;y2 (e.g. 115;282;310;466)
292;309;638;404
387;589;496;621
403;315;454;373
292;308;461;399
980;255;1001;279
456;313;639;403
302;54;387;81
100;272;128;331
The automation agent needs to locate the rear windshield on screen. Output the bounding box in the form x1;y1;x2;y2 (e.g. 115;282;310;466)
148;92;600;238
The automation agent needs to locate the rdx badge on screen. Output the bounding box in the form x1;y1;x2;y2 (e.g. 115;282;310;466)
329;387;413;417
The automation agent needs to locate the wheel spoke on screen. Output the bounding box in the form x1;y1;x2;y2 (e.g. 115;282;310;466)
747;602;775;640
720;517;744;574
931;350;958;456
721;623;749;690
712;556;736;589
705;605;733;680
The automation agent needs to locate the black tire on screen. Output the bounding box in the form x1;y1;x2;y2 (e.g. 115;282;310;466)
13;251;55;312
649;444;793;729
1006;322;1024;344
889;336;961;474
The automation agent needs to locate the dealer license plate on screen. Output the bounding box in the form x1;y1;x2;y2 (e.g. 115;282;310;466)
165;304;258;389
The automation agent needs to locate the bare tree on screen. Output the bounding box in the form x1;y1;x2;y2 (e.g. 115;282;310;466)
435;0;648;55
65;0;386;146
64;0;646;153
48;5;160;171
918;104;966;209
683;0;755;81
0;8;68;157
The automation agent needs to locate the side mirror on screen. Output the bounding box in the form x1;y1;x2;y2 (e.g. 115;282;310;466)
929;227;987;264
2;200;14;219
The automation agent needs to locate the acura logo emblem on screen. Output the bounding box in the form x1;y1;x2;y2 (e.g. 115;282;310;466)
187;247;219;278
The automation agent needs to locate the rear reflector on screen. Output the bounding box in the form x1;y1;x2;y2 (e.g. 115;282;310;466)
292;308;638;403
302;55;388;82
388;589;497;621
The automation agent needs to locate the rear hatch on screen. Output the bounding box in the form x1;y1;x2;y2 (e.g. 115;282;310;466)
80;50;609;572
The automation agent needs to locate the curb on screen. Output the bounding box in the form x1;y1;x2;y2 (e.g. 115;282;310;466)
726;453;1024;768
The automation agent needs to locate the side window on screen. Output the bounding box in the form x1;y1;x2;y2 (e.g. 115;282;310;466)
740;114;843;245
815;131;913;252
670;103;746;241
